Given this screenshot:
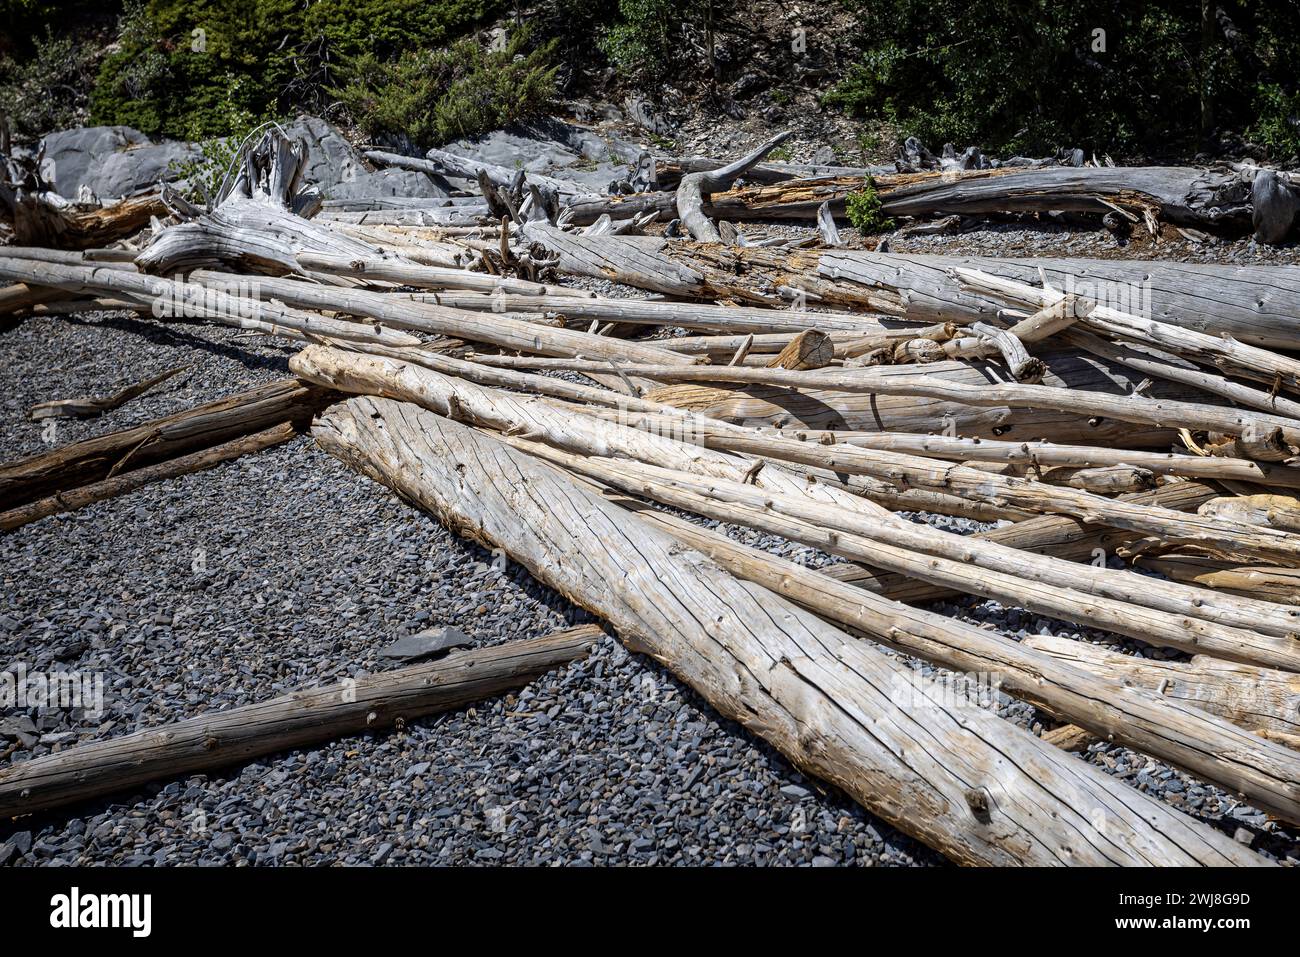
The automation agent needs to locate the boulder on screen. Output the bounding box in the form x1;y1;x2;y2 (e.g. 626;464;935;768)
438;117;644;194
284;115;364;194
325;167;449;200
38;126;201;201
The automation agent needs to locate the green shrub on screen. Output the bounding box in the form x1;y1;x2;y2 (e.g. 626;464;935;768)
88;0;505;140
303;0;499;61
827;0;1300;157
845;182;894;233
334;28;557;149
90;0;304;138
0;27;98;140
600;0;697;87
1246;82;1300;158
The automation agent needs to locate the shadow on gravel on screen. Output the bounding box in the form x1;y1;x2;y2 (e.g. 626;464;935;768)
59;313;296;374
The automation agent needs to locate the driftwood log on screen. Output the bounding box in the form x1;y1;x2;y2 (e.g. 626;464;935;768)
312;395;1261;866
0;626;598;818
614;494;1300;812
0;378;329;508
135;127;383;275
0;421;298;532
1024;635;1300;747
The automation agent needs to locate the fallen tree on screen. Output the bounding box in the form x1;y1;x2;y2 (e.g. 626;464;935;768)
1023;635;1300;747
0;378;330;508
311;395;1261;866
613;494;1300;809
707;164;1299;242
0;422;298;532
0;626;599;818
517;229;1300;349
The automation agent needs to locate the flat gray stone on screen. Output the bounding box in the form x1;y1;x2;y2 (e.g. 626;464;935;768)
378;625;471;662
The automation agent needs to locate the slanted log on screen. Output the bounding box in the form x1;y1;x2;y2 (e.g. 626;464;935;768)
1131;554;1300;605
1023;635;1300;746
959;267;1300;398
182;268;695;366
577;358;1300;451
0;422;298;532
616;496;1300;814
0;378;330;508
500;351;1199;446
0;627;598;818
312;395;1261;866
512;439;1300;672
826;432;1300;490
560;402;1300;565
0;258;421;347
824;482;1220;602
288;346;891;521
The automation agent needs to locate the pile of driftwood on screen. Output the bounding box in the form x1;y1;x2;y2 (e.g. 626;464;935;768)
3;126;1300;867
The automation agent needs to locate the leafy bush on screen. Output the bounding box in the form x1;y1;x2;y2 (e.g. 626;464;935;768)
334;28;558;149
0;27;98;140
1246;82;1300;158
303;0;499;61
845;182;894;233
89;0;505;139
827;0;1300;157
600;0;697;87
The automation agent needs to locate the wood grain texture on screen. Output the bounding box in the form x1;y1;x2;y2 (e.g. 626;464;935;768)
311;395;1263;866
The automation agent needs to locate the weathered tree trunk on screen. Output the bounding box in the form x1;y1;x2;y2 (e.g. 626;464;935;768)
706;164;1298;241
289;347;1300;664
312;395;1260;866
416;288;891;334
0;257;422;347
288;346;890;522
565;402;1300;564
765;329;834;370
958;267;1300;396
1131;553;1300;605
513;438;1300;672
0;378;329;508
826;432;1300;489
136;128;383;275
0;422;298;532
825;482;1220;603
816;250;1300;349
180;268;694;366
0;282;65;316
617;495;1300;814
1024;635;1300;746
0;627;598;818
527;233;1300;347
12;191;166;250
575;358;1300;451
